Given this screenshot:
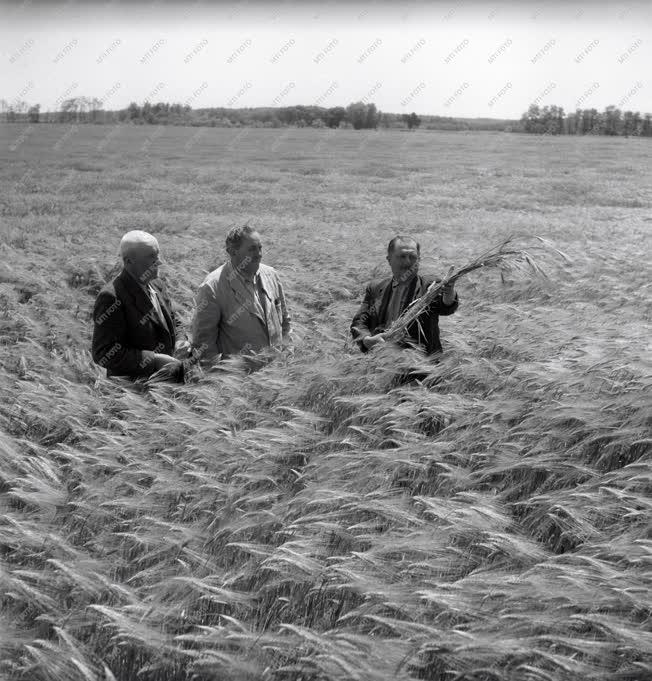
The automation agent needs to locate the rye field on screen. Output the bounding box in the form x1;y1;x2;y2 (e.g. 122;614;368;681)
0;123;650;681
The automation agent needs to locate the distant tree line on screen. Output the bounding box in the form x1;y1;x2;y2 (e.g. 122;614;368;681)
0;96;510;132
1;99;41;123
4;95;650;137
520;104;652;136
0;98;390;129
120;100;405;131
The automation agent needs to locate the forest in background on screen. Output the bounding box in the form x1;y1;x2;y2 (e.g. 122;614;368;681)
4;96;652;136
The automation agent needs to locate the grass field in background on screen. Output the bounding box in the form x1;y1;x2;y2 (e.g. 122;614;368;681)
0;124;650;680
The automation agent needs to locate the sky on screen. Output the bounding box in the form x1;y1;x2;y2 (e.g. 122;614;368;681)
1;0;650;119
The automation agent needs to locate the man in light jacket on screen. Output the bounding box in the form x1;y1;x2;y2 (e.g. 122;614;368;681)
191;225;291;364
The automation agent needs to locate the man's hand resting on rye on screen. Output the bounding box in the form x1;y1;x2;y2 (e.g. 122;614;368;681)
362;333;387;349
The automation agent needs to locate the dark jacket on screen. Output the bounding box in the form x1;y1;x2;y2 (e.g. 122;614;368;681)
92;270;181;378
351;274;459;355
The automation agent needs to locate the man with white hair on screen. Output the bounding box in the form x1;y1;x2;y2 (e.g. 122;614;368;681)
191;224;291;364
92;230;186;379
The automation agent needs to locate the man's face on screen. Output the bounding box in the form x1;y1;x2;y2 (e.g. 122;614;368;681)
387;240;420;282
125;243;161;284
231;231;263;277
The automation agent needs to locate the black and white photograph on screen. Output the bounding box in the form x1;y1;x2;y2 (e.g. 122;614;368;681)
1;0;650;678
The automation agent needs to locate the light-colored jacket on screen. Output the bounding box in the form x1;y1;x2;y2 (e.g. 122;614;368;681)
191;261;291;361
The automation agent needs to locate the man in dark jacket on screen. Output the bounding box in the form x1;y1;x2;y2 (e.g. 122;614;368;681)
92;230;186;379
351;235;459;354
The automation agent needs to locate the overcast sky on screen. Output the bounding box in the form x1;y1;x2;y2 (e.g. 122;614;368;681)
1;0;650;118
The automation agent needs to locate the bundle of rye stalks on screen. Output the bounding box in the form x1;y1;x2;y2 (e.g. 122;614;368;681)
382;235;569;343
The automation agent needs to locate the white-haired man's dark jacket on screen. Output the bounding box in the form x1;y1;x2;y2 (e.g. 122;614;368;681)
92;270;180;378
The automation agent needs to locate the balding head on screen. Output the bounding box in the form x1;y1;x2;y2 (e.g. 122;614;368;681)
120;230;159;260
120;230;161;285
